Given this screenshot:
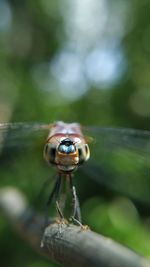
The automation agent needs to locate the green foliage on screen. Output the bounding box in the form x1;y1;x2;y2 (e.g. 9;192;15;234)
0;0;150;266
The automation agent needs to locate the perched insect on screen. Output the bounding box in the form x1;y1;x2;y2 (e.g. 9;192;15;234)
0;121;150;223
43;121;90;222
44;121;90;172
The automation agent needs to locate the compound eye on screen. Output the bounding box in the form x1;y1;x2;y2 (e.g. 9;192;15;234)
78;148;84;164
44;144;56;164
84;144;90;160
78;144;90;164
85;144;88;154
49;147;56;159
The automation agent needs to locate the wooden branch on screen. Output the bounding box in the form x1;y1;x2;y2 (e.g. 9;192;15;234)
0;187;149;267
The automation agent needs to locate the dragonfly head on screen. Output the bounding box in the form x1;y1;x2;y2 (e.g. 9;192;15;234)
44;137;90;173
56;138;79;172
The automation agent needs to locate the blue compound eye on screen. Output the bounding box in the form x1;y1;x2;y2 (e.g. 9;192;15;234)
58;144;75;154
68;145;75;153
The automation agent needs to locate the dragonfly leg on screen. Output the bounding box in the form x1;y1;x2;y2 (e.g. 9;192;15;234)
56;200;64;219
69;174;82;223
75;194;82;222
46;174;61;206
58;177;67;213
46;173;66;221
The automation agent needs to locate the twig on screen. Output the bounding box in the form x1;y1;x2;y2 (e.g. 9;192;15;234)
0;187;149;267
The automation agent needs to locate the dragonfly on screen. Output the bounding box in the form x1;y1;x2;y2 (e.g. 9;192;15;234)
0;121;150;223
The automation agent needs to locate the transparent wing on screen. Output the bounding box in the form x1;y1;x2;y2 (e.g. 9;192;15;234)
82;126;150;204
0;122;53;207
1;123;150;205
0;122;51;151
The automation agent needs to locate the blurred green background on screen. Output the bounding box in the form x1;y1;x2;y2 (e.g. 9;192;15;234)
0;0;150;266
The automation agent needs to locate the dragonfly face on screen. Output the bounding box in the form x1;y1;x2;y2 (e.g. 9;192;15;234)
43;122;90;173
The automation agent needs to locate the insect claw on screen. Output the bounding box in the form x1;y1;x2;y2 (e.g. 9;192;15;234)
70;216;90;230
